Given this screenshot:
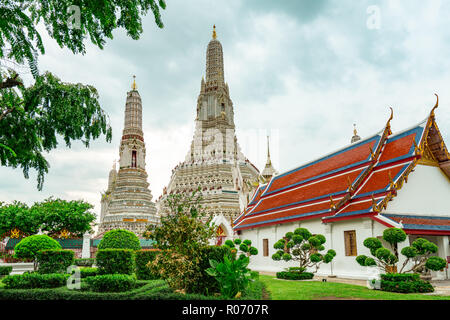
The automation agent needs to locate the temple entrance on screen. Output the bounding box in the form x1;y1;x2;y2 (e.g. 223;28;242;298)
216;225;226;246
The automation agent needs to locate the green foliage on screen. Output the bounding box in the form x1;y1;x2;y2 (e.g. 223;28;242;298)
195;245;230;295
358;229;444;275
96;249;135;275
425;256;447;271
380;273;420;282
31;198;96;237
98;229;141;251
224;240;235;248
135;250;160;280
14;235;61;261
74;258;95;267
36;249;74;274
0;201;41;237
233;239;242;245
144;189;216;293
206;254;257;299
272;227;335;273
2;273;69;289
85;274;137;293
276;271;314;280
79;267;98;278
0;266;12;276
380;279;434;293
382;228;407;246
0;0;168;189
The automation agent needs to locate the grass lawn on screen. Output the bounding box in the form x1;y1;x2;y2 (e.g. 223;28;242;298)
259;275;450;300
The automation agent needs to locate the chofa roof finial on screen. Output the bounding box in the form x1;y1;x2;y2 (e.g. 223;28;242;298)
430;93;439;117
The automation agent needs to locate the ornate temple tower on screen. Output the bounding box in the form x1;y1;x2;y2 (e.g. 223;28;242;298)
157;26;260;233
98;77;159;236
261;136;277;181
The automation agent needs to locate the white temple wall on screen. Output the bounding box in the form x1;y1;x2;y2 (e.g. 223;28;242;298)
384;164;450;217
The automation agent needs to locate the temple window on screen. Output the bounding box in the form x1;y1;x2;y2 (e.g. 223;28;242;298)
131;150;137;168
344;230;357;256
263;239;269;257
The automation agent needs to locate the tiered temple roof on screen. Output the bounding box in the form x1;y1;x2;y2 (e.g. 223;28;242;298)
234;96;450;235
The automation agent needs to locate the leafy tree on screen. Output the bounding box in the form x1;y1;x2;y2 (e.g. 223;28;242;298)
0;0;166;190
98;229;141;251
143;188;216;293
356;228;447;274
0;201;41;238
223;238;258;260
271;228;336;273
14;234;62;270
31;197;96;238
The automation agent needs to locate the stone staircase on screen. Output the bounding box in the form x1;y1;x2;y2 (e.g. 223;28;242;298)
0;262;34;275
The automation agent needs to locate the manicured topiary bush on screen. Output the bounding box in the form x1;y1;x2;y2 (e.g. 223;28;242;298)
98;229;141;251
74;258;95;267
135;250;160;280
36;249;74;274
272;228;336;274
0;266;12;276
276;271;314;280
85;274;137;292
2;273;69;289
96;249;135;275
14;235;62;270
80;267;98;278
356;228;447;275
380;273;434;293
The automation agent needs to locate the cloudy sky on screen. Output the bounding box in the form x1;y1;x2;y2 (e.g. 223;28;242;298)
1;0;449;223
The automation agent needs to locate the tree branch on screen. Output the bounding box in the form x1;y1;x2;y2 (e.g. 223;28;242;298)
0;74;23;89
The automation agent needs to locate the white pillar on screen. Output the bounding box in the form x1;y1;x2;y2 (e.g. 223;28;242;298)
81;232;91;259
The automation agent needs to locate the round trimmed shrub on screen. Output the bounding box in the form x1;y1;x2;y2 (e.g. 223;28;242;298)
98;229;141;251
382;228;407;246
425;256;447;271
249;247;258;255
14;235;62;260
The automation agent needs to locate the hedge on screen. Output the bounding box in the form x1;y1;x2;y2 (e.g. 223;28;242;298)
80;267;98;278
96;249;135;275
74;258;95;267
36;249;74;274
194;245;230;295
0;266;12;276
98;229;141;251
0;279;267;300
380;273;420;282
380;279;434;293
135;250;160;280
276;271;314;280
2;273;69;289
85;274;137;292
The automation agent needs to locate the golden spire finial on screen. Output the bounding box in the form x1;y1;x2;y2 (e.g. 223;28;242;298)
132;75;137;90
353;123;358;136
212;24;217;39
430;93;439;117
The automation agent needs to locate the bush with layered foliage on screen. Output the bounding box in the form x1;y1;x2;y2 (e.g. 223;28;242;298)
144;188;216;293
85;274;137;292
2;273;69;289
271;227;336;275
223;238;258;260
14;235;62;270
135;250;160;280
356;228;446;274
96;249;135;275
380;273;434;293
0;266;12;276
79;267;98;278
36;249;74;274
196;245;230;295
98;229;141;251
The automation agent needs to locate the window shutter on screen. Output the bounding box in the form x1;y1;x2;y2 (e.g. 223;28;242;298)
344;231;357;256
263;239;269;257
